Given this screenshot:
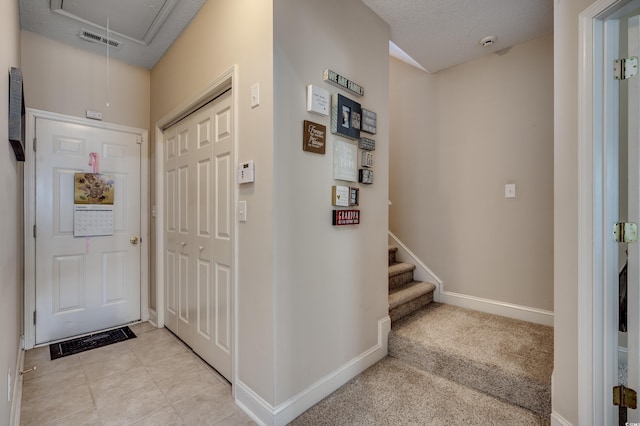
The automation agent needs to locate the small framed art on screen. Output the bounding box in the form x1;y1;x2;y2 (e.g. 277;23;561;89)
331;93;361;140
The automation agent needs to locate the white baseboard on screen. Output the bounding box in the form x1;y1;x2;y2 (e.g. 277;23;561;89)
9;336;24;426
551;410;573;426
235;316;391;426
388;231;554;327
439;291;554;326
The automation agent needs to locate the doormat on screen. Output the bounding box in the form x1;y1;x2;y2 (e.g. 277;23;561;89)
49;326;136;360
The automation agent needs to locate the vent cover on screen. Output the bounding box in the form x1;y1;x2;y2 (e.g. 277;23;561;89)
78;29;123;50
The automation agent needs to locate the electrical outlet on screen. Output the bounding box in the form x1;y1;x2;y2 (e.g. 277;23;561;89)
7;369;11;402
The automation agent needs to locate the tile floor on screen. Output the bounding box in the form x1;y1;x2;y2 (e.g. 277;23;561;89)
20;322;256;426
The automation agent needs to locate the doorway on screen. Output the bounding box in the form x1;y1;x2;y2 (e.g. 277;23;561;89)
24;109;149;348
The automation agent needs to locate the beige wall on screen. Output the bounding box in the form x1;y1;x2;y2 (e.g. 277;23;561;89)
150;0;276;404
554;0;595;423
273;0;390;404
389;35;554;311
21;31;150;130
0;0;22;422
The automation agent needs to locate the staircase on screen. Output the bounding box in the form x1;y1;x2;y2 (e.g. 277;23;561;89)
387;245;553;421
388;245;436;322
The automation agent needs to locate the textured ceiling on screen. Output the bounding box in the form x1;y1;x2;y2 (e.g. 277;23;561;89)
19;1;553;73
19;0;206;70
363;0;554;73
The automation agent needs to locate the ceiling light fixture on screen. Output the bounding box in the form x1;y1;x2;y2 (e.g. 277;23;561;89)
480;35;497;48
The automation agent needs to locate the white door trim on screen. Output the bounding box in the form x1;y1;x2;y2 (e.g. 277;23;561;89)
23;108;150;350
154;65;238;385
578;1;640;424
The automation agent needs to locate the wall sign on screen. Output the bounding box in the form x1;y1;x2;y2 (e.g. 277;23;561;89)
333;139;358;182
359;169;374;184
306;84;330;116
349;187;359;206
303;120;326;154
361;109;377;135
332;209;360;226
323;69;364;97
331;185;350;207
360;151;374;168
359;137;375;151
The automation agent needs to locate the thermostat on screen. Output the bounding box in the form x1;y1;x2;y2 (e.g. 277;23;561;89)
239;161;255;184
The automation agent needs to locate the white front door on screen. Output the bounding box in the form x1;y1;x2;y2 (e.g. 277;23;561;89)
34;117;142;344
164;90;233;381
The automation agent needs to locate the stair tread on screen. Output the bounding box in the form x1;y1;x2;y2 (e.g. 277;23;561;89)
388;281;436;309
388;245;398;253
388;262;416;277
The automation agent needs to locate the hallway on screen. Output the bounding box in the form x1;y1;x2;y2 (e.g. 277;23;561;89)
19;322;254;425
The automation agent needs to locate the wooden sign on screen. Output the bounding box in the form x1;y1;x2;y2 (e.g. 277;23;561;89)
303;120;326;154
359;169;374;184
332;209;360;226
307;84;329;116
361;109;377;134
359;137;375;151
323;69;364;97
331;185;350;207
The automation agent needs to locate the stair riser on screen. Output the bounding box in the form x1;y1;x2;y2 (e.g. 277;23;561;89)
388;251;396;266
389;293;434;323
389;335;550;418
389;271;415;290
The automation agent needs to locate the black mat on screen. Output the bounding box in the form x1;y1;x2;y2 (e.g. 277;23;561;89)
49;326;136;360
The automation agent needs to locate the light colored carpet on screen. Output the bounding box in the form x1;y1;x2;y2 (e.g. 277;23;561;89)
290;356;546;425
389;303;553;417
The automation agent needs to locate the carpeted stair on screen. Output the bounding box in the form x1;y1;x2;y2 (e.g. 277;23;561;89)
388;246;436;323
389;302;553;420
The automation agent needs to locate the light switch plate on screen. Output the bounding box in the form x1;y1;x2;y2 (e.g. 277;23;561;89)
505;184;516;198
238;201;247;222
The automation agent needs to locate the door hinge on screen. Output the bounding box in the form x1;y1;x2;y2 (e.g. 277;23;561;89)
614;222;638;243
614;56;639;80
614;385;637;409
136;135;143;145
33;311;36;326
33;225;36;239
32;137;36;152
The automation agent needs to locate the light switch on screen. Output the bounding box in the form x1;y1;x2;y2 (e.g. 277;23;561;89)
239;201;247;222
251;83;260;108
505;184;516;198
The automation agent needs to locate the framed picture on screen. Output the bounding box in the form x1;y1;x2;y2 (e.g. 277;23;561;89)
333;139;358;182
331;93;361;140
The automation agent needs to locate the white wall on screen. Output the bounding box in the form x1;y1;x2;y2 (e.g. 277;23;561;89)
0;0;22;423
389;35;554;312
273;0;390;405
554;0;595;423
21;31;150;130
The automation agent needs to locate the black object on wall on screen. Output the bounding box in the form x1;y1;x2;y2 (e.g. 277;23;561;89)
8;67;25;162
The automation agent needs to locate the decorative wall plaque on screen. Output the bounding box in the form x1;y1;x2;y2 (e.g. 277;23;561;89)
359;137;376;151
323;69;364;97
361;109;377;135
333;139;358;182
359;169;374;184
360;151;374;168
349;187;359;206
332;209;360;226
331;185;350;207
306;84;329;116
303;120;326;154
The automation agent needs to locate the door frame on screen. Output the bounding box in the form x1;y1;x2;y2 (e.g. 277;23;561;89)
23;108;150;350
153;66;238;384
578;0;640;424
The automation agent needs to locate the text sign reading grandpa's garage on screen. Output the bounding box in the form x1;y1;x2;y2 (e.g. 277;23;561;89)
332;209;360;226
323;69;364;97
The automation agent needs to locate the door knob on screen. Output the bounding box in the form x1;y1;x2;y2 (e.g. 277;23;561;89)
130;236;139;245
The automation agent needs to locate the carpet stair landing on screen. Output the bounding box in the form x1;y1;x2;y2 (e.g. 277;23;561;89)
389;302;554;419
388;246;436;323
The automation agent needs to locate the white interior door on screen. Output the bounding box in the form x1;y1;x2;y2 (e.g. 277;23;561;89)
35;117;142;344
164;90;233;381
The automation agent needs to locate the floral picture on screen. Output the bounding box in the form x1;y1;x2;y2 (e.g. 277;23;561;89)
74;173;115;204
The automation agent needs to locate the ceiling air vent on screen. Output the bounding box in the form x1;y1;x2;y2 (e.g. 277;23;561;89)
78;29;123;50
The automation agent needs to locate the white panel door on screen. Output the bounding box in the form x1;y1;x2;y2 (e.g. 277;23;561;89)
35;118;141;344
164;90;233;381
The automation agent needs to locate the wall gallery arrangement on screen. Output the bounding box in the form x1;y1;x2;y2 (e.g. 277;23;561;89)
303;70;377;226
